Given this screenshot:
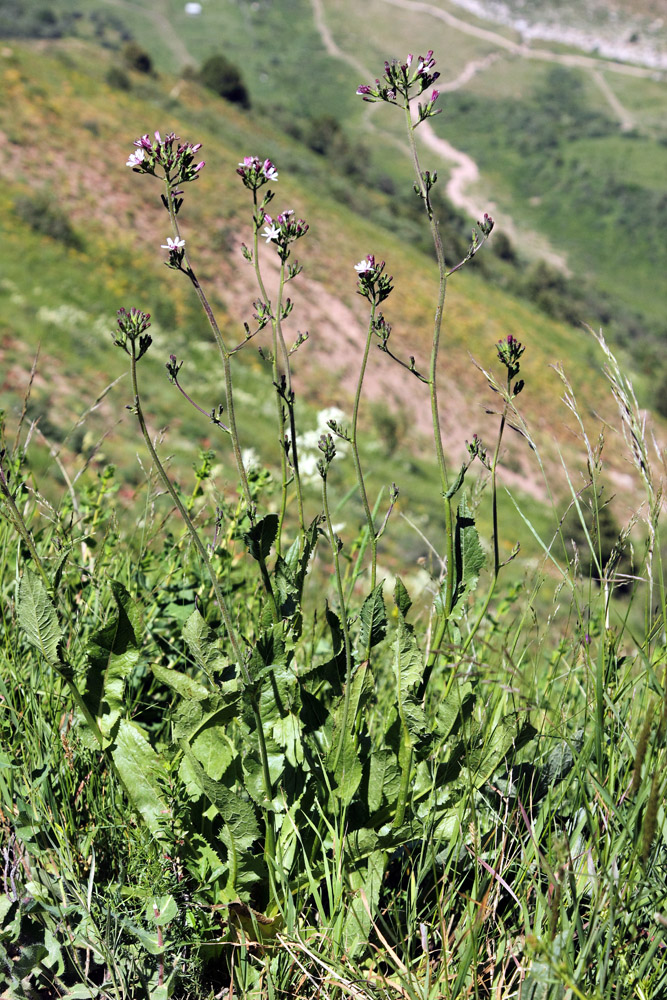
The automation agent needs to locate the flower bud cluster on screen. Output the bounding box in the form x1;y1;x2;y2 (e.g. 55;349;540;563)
317;433;337;478
354;255;393;305
237;156;279;191
262;210;309;262
126;131;205;184
113;307;152;359
356;51;440;111
496;334;525;382
467;433;490;468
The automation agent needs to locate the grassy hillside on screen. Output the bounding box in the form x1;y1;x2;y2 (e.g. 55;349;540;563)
0;37;656;562
5;0;666;399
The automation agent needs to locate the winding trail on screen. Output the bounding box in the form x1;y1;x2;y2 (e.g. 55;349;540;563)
309;0;655;268
379;0;664;80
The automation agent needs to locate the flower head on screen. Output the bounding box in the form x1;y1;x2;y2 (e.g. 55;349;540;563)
356;51;440;107
355;255;393;304
237;155;279;190
113;307;152;359
161;236;186;251
260;209;308;261
125;131;204;185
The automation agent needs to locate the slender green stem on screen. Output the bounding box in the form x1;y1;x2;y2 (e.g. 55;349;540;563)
350;306;379;595
274;262;305;534
129;346;276;871
403;99;456;697
0;471;52;592
322;472;355;778
165;181;254;515
251;193;305;543
130;346;247;674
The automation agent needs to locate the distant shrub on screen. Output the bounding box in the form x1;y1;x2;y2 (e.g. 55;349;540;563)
14;192;83;250
0;2;73;38
123;41;153;74
106;66;132;91
199;53;250;108
305;114;341;156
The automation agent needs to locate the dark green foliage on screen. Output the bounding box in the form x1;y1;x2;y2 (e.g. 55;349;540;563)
122;40;153;74
106;65;132;91
13;191;83;250
0;2;74;39
199;53;251;109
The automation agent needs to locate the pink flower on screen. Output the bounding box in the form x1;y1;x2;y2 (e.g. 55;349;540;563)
126;149;145;167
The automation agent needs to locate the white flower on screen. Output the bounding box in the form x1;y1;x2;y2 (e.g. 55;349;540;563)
126;149;145;167
354;258;373;274
262;224;281;243
161;237;186;251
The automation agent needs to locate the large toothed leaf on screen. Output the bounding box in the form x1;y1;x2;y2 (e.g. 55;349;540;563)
358;582;387;653
182;609;227;673
18;570;62;665
328;662;371;805
83;581;142;739
452;493;485;608
112;721;171;843
181;744;260;854
243;513;278;562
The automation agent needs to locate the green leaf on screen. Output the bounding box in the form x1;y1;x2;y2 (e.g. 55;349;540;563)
180;745;260;852
112;720;171;843
18;569;62;664
146;895;178;926
393;576;412;618
191;724;236;781
394;616;422;694
445;461;467;499
83;582;142;739
344;849;385;952
358;582;387;653
328;662;371;805
182;609;227;673
452;493;485;609
466;714;524;784
435;681;474;742
367;747;400;814
151;662;210;702
243;513;278;561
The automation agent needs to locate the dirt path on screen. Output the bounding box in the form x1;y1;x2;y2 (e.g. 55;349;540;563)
379;0;664;79
311;0;570;267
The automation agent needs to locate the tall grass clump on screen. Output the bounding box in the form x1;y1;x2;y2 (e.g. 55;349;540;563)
1;51;666;999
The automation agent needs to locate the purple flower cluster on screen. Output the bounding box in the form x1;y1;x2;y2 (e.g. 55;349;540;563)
354;255;393;305
236;156;279;191
356;51;440;108
261;209;308;261
126;131;205;184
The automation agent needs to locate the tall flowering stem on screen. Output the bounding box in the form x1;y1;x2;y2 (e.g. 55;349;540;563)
114;306;277;877
357;55;494;632
127;132;254;517
350;255;395;594
238;156;308;553
317;435;355;780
